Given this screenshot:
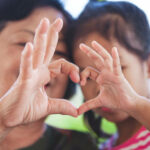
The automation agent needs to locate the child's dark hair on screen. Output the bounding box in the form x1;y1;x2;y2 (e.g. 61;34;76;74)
0;0;76;99
70;1;150;140
73;1;150;60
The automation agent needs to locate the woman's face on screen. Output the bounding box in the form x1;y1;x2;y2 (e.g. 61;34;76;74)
0;7;69;99
74;32;150;122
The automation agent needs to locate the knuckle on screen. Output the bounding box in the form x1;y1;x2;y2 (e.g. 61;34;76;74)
59;58;66;63
76;66;79;72
85;66;91;72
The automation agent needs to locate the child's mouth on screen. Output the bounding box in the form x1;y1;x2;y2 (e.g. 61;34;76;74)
101;107;112;112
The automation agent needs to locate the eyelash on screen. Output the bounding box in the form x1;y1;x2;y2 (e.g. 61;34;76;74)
17;42;26;47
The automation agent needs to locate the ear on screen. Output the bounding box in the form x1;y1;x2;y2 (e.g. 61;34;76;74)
146;56;150;78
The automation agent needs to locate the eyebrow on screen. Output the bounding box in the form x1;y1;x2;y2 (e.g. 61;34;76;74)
20;29;35;36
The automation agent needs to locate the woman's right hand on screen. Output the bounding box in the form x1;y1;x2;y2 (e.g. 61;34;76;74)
0;18;79;131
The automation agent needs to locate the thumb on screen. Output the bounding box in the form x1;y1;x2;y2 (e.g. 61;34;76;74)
78;97;102;115
47;98;78;117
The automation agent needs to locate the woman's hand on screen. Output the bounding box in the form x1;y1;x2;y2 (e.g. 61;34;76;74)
0;18;79;130
78;41;139;115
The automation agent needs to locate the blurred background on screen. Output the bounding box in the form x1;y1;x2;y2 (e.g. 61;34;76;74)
46;0;150;136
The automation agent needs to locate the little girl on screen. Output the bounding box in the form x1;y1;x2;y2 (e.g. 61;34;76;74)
72;1;150;149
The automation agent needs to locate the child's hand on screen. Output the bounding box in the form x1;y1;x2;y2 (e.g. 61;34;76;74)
78;41;138;115
49;58;80;84
0;18;79;129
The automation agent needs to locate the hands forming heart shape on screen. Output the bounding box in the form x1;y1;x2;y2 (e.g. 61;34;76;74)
0;18;137;129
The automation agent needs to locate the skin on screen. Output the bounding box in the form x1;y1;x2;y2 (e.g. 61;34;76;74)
0;7;70;101
74;32;150;145
0;7;80;149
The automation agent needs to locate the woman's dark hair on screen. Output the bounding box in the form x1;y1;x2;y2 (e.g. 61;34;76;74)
0;0;76;99
70;1;150;140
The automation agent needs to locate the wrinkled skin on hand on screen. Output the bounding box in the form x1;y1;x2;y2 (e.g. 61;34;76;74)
0;18;80;128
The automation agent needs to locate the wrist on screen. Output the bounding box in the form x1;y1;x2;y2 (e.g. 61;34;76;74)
123;93;140;115
0;112;11;141
125;93;147;116
0;122;6;133
0;105;6;132
0;102;12;138
0;123;11;142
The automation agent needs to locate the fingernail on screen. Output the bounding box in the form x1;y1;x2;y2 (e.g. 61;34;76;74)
42;17;50;25
53;18;63;32
80;79;85;86
79;43;84;48
113;47;117;51
77;108;82;116
91;41;95;46
22;42;32;56
74;71;80;83
92;40;96;44
39;18;49;34
74;111;78;118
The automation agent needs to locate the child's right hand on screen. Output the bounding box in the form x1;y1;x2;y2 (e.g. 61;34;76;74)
78;41;139;115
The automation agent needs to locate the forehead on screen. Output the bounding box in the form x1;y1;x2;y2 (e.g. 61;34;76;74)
0;7;68;55
74;32;113;53
74;32;141;66
25;7;65;30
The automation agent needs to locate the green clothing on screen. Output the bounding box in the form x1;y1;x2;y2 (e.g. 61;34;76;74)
20;125;98;150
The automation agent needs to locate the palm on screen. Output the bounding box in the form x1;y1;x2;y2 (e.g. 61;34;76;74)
78;41;137;114
96;70;122;109
19;66;49;123
98;83;122;109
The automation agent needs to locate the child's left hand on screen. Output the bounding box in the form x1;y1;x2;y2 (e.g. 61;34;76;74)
78;41;139;115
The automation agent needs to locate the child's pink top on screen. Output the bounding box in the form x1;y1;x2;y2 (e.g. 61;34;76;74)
99;126;150;150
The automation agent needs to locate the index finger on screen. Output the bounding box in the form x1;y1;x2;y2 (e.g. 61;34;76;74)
48;59;80;83
80;66;100;86
92;41;112;61
79;43;104;70
33;18;49;69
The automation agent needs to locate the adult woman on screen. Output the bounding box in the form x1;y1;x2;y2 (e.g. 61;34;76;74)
0;0;95;149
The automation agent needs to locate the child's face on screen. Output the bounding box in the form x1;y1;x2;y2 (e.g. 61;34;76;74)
74;32;150;122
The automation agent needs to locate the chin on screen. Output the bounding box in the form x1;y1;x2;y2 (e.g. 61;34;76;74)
104;115;129;123
94;109;129;123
